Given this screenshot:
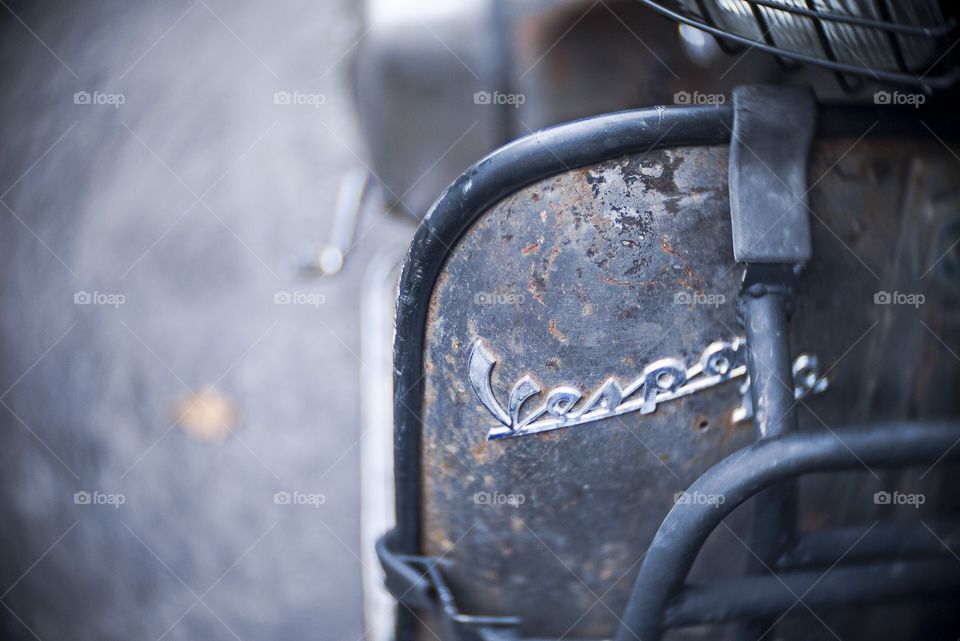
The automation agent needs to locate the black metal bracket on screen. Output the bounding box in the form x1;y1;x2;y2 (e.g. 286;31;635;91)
730;85;816;269
376;531;522;641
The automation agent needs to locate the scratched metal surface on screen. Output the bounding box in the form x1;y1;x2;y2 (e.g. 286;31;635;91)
418;138;960;639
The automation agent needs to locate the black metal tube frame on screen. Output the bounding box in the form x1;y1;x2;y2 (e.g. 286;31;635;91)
778;517;960;569
614;421;960;641
664;557;960;627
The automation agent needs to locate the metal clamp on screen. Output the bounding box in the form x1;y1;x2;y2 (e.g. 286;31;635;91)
376;531;522;641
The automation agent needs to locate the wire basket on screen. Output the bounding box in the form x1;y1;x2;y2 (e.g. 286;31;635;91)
639;0;959;89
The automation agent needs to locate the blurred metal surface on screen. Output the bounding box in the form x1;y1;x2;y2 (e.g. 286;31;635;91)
354;0;781;220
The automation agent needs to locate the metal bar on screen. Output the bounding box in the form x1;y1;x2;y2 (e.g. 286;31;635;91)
875;0;910;73
778;518;960;569
740;292;799;639
693;0;747;55
801;0;864;92
663;558;960;627
301;169;370;276
613;421;960;641
742;295;797;441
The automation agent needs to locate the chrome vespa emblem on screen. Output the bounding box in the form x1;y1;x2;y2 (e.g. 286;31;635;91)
468;338;828;440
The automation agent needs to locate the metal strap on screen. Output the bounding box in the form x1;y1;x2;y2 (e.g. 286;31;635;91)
729;84;816;265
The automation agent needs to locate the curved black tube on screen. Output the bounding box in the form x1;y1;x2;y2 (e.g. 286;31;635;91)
664;558;960;627
614;421;960;641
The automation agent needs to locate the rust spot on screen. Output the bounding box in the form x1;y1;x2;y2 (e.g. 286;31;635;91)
526;242;561;306
691;414;710;432
527;264;546;306
799;507;830;531
545;244;560;271
600;274;655;288
600;274;632;287
548;319;569;343
471;439;493;465
722;409;752;441
423;380;439;406
661;238;704;292
174;386;238;443
522;240;541;255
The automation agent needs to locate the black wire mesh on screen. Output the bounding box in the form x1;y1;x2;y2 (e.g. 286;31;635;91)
640;0;959;89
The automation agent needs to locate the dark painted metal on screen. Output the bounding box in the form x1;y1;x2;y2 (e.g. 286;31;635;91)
778;519;960;569
663;558;960;627
613;421;960;641
376;530;434;611
729;86;815;264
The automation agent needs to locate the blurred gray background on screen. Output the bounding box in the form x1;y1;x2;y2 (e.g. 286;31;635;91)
0;1;417;639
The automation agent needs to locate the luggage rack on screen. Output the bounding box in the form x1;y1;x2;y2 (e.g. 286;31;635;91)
638;0;960;90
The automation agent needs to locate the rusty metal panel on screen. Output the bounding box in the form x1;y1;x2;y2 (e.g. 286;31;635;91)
416;136;960;639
